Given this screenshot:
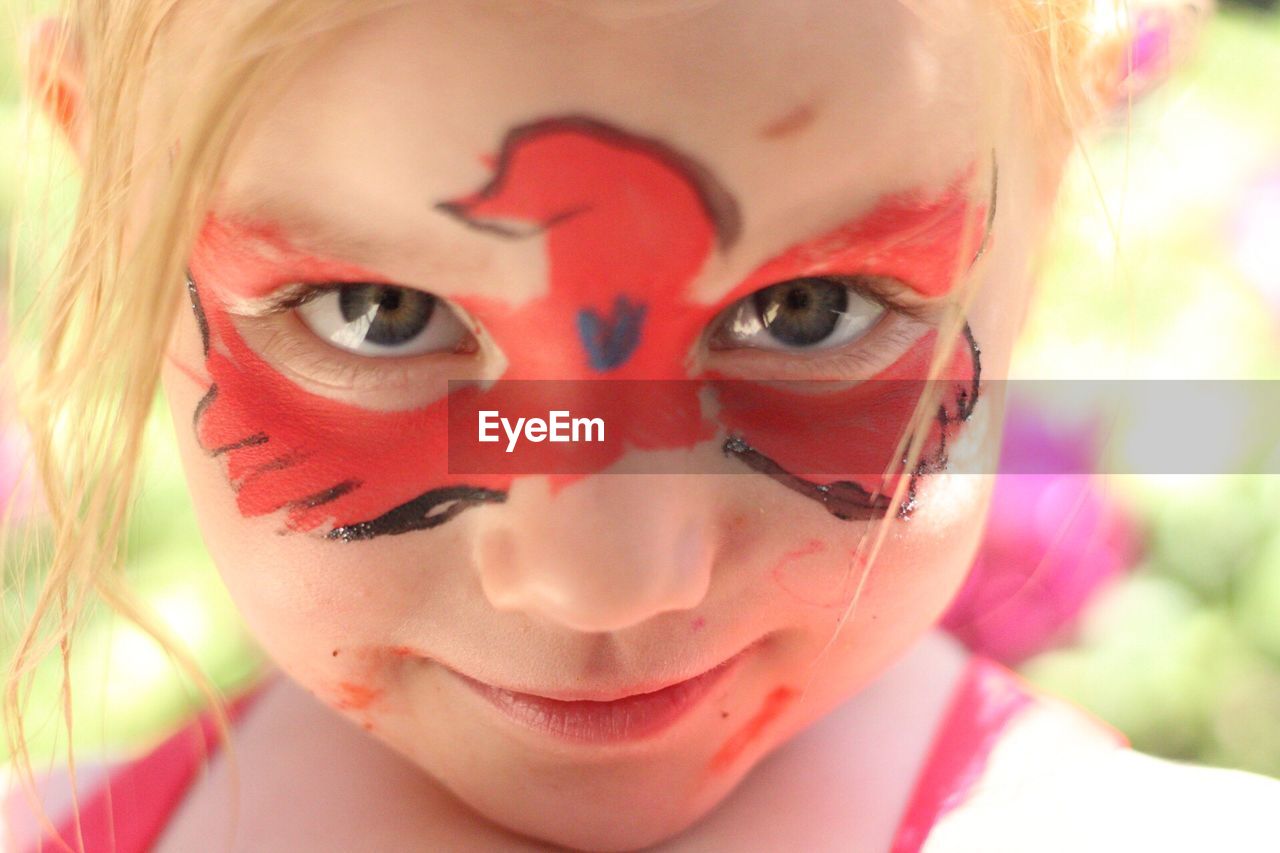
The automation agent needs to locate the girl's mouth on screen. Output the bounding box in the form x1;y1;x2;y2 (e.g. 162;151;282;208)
447;646;754;744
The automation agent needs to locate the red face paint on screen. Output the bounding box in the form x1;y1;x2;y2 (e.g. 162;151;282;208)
192;215;385;300
187;116;987;539
713;325;980;519
721;163;991;303
334;682;383;712
771;543;870;610
709;685;799;773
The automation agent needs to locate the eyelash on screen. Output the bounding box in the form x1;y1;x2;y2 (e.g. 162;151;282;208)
234;282;341;318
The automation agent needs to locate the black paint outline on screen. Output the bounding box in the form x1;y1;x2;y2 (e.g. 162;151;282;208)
723;322;983;522
327;485;508;542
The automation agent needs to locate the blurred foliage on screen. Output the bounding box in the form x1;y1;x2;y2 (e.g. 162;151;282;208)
0;4;1276;782
1016;7;1280;778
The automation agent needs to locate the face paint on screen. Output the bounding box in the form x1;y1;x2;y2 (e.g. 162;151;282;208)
437;116;736;381
708;685;800;774
772;544;870;610
441;117;986;513
719;161;994;303
186;116;988;540
715;324;982;521
708;158;993;519
334;682;383;712
186;275;509;536
193;215;383;301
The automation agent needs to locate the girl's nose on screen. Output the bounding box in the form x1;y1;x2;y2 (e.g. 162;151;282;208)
473;474;715;633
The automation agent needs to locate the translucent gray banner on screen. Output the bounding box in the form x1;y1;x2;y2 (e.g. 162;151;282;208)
444;380;1280;476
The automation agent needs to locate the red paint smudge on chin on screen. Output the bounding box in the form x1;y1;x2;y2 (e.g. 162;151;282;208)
709;686;799;773
334;682;382;712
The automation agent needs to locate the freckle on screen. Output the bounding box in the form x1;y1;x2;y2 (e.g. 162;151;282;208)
691;617;706;633
332;649;340;657
334;681;383;711
720;710;730;719
709;686;798;773
758;101;820;140
361;721;374;732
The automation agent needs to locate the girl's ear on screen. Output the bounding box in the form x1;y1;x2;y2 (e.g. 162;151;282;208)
22;18;89;163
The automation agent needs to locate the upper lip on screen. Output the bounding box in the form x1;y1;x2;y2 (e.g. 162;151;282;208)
437;640;759;703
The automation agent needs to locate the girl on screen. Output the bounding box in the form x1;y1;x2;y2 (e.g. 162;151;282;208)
7;0;1279;850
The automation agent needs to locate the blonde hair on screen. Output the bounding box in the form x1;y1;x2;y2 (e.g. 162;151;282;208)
3;0;1126;838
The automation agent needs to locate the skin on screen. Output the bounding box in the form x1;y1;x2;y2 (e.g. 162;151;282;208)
32;0;1063;849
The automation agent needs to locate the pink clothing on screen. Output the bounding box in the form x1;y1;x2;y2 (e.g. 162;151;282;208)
20;656;1123;852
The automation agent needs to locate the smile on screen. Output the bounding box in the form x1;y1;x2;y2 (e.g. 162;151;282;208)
447;645;754;745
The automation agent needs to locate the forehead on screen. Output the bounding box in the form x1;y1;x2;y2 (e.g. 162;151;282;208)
214;0;1008;285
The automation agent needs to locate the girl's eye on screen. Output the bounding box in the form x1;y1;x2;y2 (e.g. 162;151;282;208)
711;277;886;351
296;283;472;357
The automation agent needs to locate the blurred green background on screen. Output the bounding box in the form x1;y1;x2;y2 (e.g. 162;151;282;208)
1;3;1279;780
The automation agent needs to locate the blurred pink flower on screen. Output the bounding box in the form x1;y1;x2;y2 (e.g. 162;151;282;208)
942;404;1141;664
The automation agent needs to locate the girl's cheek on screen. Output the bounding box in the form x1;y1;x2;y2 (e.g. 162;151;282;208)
164;314;445;725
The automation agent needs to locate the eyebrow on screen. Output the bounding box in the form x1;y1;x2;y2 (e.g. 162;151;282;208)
724;157;997;301
187;213;392;307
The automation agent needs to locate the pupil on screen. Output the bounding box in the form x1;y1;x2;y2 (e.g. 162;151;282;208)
339;284;435;346
752;278;847;347
784;288;810;311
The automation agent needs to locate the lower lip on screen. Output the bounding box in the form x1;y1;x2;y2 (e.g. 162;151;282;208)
452;652;747;745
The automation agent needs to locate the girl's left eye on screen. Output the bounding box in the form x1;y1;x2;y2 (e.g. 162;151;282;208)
710;276;886;352
296;283;472;357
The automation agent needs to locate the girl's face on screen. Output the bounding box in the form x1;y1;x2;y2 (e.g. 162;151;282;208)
159;0;1050;848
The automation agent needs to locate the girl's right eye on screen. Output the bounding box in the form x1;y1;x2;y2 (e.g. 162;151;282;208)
709;276;887;352
296;283;474;357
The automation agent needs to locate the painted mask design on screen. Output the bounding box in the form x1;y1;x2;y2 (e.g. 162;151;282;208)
186;117;987;540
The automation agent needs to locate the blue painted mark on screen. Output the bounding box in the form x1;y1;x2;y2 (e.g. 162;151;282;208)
576;296;647;371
